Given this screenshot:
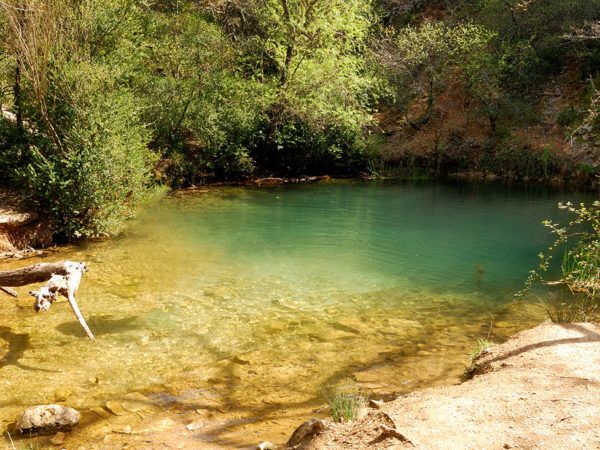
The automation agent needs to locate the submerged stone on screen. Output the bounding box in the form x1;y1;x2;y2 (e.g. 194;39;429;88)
105;400;129;416
112;424;132;434
185;421;203;431
50;431;66;446
53;388;72;402
16;405;80;433
122;392;150;413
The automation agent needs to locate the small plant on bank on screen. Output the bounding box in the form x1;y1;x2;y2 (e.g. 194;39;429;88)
318;379;367;423
518;201;600;323
464;338;493;379
469;338;493;362
542;290;598;324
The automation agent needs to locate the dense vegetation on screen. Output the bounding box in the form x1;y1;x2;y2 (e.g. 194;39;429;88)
0;0;599;239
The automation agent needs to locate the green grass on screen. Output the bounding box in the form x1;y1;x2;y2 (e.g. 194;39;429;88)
5;431;39;450
542;292;599;323
464;338;493;379
318;379;367;423
469;338;493;361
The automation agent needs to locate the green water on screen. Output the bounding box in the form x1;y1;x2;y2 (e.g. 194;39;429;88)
0;181;592;447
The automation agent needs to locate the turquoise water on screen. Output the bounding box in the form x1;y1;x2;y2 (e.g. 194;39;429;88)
153;181;570;296
0;181;593;447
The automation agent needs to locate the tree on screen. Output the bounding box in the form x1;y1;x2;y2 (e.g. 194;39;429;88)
215;0;386;174
386;22;494;128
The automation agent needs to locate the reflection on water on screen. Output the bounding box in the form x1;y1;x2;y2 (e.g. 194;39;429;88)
0;181;590;447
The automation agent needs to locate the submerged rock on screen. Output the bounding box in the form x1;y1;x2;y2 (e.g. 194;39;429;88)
112;424;132;434
185;421;203;431
53;388;72;402
16;405;80;433
257;441;275;450
105;400;129;416
50;431;66;446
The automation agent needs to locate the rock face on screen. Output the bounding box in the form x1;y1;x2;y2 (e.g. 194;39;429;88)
16;405;80;433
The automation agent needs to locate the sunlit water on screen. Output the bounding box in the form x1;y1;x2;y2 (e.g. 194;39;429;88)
0;181;593;448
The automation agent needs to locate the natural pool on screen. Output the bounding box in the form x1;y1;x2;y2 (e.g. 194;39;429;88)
0;181;592;448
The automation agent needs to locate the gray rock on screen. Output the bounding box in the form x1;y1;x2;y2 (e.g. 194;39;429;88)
16;405;80;433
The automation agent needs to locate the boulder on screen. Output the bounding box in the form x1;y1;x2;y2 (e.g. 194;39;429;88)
16;405;80;433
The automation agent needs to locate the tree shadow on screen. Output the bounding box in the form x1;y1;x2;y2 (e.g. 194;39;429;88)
56;315;145;337
0;326;56;372
479;323;600;367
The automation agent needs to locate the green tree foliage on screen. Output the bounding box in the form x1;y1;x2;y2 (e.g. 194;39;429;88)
0;0;154;239
135;7;265;183
458;0;600;90
389;22;494;127
210;0;387;175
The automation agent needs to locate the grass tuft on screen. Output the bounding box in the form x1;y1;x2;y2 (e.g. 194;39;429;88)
542;292;599;323
318;379;367;423
464;338;493;379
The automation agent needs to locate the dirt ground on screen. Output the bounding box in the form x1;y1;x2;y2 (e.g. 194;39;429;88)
289;322;600;449
0;188;50;255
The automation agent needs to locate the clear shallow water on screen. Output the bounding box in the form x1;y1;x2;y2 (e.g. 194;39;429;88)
0;181;592;447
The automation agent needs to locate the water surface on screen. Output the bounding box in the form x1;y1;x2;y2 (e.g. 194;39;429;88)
0;181;590;447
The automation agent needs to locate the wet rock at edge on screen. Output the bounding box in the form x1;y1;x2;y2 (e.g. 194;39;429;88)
286;418;328;448
16;405;80;433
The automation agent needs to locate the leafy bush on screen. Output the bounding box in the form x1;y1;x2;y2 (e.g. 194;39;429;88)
519;201;600;321
18;62;154;240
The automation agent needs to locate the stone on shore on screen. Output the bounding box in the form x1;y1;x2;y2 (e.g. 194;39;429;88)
16;404;80;433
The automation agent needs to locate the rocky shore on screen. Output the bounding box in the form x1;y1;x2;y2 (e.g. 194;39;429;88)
286;322;600;449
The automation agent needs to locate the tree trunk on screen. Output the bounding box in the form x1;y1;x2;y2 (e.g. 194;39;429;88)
410;79;434;130
14;65;23;135
0;261;71;286
279;0;294;86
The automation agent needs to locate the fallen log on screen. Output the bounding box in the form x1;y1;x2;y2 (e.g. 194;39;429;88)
0;261;71;286
0;261;95;339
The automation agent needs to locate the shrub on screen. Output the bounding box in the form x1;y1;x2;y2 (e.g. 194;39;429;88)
18;63;154;240
519;201;600;321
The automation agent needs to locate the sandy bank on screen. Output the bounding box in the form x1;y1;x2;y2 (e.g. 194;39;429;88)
288;322;600;449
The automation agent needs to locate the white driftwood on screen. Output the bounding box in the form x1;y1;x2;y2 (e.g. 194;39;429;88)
28;261;95;340
0;260;94;339
0;286;17;297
